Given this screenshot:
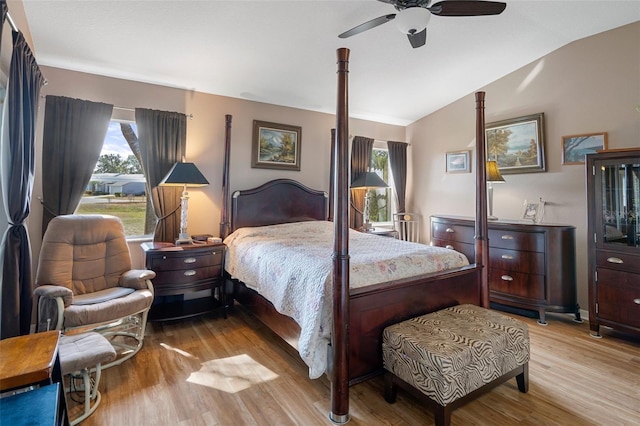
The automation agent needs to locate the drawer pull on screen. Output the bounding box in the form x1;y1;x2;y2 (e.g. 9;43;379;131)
183;270;196;277
501;235;514;240
445;245;454;250
446;228;455;233
606;257;624;264
501;254;514;260
634;299;640;305
184;257;197;264
501;275;514;281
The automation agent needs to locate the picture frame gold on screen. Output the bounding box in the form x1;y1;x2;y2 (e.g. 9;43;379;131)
252;120;302;171
561;132;608;165
486;113;546;174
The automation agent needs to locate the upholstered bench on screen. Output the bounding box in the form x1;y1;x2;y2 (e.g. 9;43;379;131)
59;332;116;425
382;304;530;426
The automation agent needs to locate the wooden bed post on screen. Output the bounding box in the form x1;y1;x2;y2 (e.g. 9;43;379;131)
220;114;232;239
474;92;490;308
330;47;350;424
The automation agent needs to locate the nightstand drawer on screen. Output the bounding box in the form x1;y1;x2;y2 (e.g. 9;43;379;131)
489;268;545;301
489;229;544;252
151;265;222;286
489;248;544;275
148;249;223;272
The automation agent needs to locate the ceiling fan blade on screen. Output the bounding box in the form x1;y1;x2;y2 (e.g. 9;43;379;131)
338;14;396;38
429;1;506;16
407;28;427;48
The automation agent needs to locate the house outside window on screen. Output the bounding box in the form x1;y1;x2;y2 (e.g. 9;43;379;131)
76;120;150;237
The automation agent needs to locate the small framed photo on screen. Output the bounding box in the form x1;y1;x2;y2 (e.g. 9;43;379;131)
561;132;608;165
446;150;471;173
523;203;540;221
252;120;302;171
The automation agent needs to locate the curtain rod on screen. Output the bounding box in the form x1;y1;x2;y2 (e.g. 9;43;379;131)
6;12;18;33
113;105;194;120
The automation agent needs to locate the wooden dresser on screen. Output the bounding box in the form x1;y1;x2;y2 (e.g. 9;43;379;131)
430;215;580;324
586;149;640;338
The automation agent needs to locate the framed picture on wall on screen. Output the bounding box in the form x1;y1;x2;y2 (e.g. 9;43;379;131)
446;150;471;173
561;132;608;165
251;120;302;171
486;113;546;174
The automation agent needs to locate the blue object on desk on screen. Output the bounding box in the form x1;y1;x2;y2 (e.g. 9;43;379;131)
0;383;60;426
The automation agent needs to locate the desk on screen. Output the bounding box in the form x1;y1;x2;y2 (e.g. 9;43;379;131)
0;331;69;425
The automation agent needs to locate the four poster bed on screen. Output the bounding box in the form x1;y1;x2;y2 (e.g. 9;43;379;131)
218;49;489;422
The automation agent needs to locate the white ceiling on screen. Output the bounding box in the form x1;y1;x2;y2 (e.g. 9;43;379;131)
21;0;640;126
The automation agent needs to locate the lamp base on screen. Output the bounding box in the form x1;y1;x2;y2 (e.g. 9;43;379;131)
488;215;499;221
175;233;193;245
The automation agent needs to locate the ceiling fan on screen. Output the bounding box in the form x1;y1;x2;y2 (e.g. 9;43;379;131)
338;0;507;49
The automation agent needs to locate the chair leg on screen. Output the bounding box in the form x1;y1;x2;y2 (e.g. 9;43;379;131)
68;363;104;426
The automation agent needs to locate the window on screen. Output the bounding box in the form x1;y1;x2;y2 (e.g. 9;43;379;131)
75;120;150;237
368;146;395;224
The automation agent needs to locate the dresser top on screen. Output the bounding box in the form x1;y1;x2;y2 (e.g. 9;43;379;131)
431;214;575;229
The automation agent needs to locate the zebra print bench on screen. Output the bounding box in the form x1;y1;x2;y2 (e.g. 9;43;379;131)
382;304;529;426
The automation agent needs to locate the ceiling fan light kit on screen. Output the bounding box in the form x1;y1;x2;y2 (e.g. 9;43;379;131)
339;0;507;49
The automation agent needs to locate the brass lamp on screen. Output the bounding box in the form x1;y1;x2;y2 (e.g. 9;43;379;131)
351;171;388;231
160;161;209;244
486;160;505;220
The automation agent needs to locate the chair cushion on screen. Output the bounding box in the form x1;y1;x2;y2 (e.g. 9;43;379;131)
64;288;153;328
72;287;135;306
58;332;116;375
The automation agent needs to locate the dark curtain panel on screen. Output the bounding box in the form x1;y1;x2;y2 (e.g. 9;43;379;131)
349;136;374;229
41;96;113;234
135;108;186;242
0;2;7;49
1;31;45;339
387;141;408;213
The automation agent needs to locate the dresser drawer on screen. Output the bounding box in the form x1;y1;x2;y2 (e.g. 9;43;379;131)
489;229;544;252
595;268;640;329
431;240;474;263
489;268;545;301
148;249;223;272
489;248;544;275
596;251;640;274
431;222;475;243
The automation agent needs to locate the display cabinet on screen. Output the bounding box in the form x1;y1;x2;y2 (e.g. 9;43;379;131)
586;149;640;338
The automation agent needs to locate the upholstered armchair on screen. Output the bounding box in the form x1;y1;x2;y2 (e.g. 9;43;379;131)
34;214;155;368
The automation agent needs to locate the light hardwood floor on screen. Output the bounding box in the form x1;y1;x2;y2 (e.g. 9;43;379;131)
72;305;640;426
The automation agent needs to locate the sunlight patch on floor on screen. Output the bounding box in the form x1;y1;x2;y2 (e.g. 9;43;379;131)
186;354;279;393
160;342;198;359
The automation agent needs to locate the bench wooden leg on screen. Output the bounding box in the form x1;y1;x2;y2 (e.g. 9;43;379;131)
384;372;398;403
516;362;529;393
434;404;453;426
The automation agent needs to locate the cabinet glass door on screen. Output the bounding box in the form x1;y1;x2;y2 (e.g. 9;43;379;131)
599;159;640;248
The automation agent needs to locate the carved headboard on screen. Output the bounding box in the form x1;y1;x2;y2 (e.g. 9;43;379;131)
230;179;328;232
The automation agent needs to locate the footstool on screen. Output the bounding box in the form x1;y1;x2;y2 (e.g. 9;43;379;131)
59;332;116;425
382;304;529;426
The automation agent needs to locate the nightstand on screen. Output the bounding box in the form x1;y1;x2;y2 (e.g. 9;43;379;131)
142;241;227;321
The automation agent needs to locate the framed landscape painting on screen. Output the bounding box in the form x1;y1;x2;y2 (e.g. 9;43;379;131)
486;113;546;174
561;132;608;165
252;120;302;171
446;150;471;173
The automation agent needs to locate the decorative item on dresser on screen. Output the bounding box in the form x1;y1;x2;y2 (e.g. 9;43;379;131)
586;148;640;338
431;215;580;325
142;242;227;321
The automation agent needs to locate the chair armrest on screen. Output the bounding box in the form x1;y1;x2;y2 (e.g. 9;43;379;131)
34;285;73;307
120;269;156;290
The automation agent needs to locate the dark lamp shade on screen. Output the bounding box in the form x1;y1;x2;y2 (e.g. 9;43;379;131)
351;171;388;189
486;161;505;183
159;162;209;187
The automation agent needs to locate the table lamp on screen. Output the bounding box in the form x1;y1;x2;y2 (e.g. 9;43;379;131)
351;171;388;231
486;160;505;220
160;161;209;244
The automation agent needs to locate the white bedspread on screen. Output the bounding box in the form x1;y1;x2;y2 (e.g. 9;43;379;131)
223;220;469;379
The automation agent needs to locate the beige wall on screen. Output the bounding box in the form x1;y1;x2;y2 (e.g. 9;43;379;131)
407;22;640;313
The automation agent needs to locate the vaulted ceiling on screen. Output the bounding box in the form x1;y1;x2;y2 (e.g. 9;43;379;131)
22;1;640;125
